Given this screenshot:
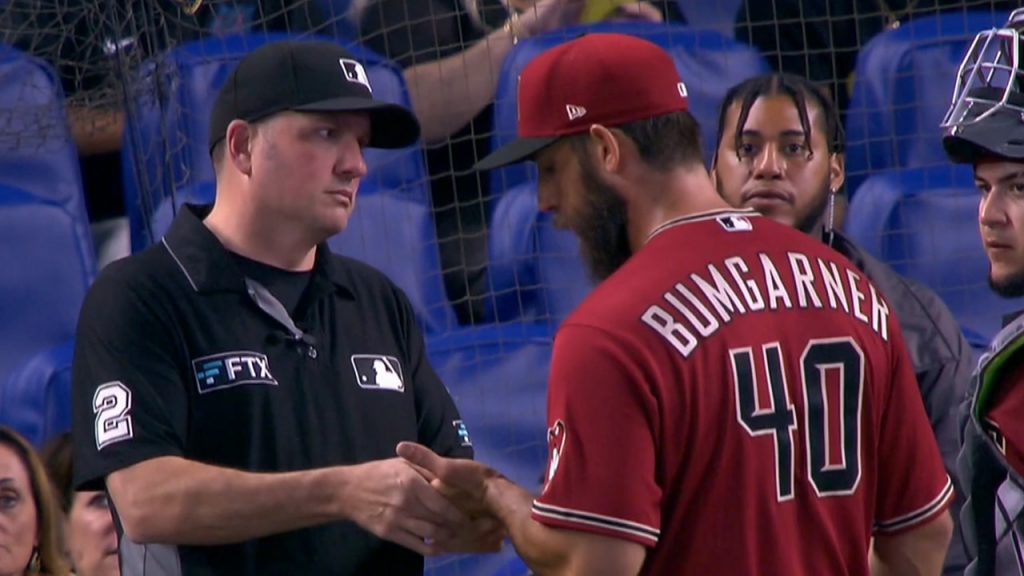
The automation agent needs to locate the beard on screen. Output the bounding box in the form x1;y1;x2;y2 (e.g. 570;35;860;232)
794;178;834;235
989;269;1024;298
573;156;632;282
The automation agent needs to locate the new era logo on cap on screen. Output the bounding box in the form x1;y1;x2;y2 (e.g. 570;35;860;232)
566;104;587;121
339;58;372;93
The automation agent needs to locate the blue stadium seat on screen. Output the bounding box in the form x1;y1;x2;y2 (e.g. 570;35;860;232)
122;31;429;252
0;44;91;227
488;21;771;200
150;182;458;334
1;341;74;448
844;10;1010;196
485;181;595;325
423;322;554;576
844;165;1019;346
0;45;95;446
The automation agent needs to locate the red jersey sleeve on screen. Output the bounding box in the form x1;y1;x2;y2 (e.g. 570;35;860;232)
531;323;662;547
873;325;954;534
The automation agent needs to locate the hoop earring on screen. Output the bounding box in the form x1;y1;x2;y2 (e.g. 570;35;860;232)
27;547;40;574
825;189;837;247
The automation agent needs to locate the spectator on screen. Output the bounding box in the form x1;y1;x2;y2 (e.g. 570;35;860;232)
0;427;67;576
711;71;974;574
41;433;118;576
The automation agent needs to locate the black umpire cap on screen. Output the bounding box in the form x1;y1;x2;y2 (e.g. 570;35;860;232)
208;40;421;153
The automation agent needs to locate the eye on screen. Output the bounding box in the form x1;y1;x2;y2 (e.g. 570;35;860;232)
783;142;808;156
737;142;758;158
0;493;19;510
317;127;337;140
1010;182;1024;196
976;183;991;197
89;492;111;510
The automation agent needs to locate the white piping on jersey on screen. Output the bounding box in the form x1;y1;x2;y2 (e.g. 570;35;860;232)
644;208;762;245
531;501;660;544
874;476;954;533
161;237;199;292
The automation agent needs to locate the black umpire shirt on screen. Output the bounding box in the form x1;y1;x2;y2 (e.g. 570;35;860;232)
71;204;474;576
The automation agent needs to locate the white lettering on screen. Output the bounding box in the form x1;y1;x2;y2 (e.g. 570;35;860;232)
846;269;869;323
869;284;890;341
691;264;746;322
818;258;850;313
226;357;243;380
642;305;698;358
725;256;765;312
760;254;793;310
788;252;823;309
674;283;720;337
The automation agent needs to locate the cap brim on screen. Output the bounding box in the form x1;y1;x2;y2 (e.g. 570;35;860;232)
295;97;421;149
473;137;559;171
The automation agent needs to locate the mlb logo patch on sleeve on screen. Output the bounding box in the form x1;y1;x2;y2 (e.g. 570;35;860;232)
351;355;405;392
192;351;277;394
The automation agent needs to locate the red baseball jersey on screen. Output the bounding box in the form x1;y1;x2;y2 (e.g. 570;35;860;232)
531;209;953;575
983;357;1024;478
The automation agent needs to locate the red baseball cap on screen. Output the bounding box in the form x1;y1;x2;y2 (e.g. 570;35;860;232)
474;32;689;171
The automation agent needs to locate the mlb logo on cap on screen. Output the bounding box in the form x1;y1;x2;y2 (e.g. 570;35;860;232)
339;58;372;93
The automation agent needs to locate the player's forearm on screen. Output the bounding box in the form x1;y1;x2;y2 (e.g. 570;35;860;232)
484;477;571;575
107;456;349;545
871;512;953;576
403;26;515;144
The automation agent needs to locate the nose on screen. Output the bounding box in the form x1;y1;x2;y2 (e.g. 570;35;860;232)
979;190;1008;229
536;181;558;214
751;145;783;180
335;135;368;180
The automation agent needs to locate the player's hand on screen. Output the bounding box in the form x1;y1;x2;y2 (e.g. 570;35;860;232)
396;443;508;554
342;457;474;556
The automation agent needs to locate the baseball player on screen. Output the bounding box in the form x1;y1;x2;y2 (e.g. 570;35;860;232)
943;8;1024;575
399;32;954;575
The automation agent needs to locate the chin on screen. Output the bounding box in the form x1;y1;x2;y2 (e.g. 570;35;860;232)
989;268;1024;298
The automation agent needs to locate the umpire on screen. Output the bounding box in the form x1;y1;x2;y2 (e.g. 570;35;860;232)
70;40;497;575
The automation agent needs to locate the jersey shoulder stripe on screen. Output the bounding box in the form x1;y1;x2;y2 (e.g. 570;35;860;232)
874;476;954;533
531;501;660;544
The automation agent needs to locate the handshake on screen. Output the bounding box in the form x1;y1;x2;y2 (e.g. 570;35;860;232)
346;441;526;557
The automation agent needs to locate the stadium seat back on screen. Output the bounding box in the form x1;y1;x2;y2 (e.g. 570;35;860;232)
844;10;1011;195
845;166;1018;343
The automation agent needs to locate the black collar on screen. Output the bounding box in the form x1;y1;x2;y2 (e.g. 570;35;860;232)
161;204;354;299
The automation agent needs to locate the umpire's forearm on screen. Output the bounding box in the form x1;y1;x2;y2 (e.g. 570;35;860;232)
106;455;347;545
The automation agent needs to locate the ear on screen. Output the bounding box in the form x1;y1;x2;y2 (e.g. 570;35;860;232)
829;151;845;194
225;119;255;177
588;124;622;175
